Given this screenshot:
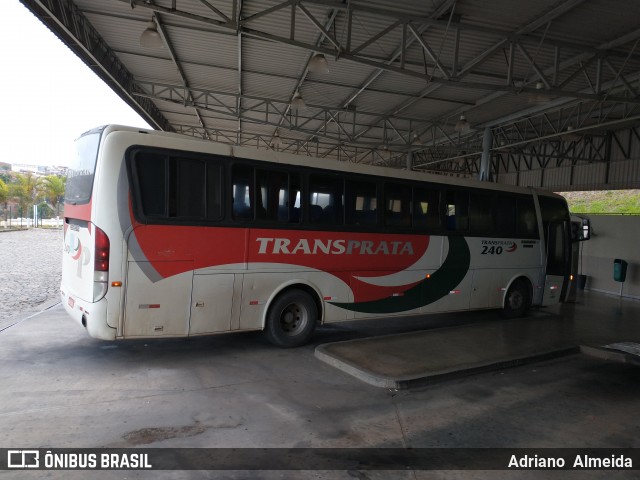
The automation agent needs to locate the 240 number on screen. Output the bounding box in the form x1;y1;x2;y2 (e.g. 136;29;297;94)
481;246;503;255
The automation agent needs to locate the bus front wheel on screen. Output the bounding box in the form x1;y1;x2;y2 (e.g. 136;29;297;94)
265;289;317;348
502;279;531;319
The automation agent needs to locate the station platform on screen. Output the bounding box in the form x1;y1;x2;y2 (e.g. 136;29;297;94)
316;293;640;389
316;314;577;388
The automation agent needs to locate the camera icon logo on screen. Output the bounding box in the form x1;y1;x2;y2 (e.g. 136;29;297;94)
7;450;40;468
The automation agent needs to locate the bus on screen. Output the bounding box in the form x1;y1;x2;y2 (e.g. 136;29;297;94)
61;125;576;347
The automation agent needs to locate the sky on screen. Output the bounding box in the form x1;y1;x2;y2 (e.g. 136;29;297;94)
1;1;151;167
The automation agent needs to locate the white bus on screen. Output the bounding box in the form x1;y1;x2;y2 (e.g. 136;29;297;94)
61;125;576;347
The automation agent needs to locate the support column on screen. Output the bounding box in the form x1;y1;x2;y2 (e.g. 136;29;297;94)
479;127;492;181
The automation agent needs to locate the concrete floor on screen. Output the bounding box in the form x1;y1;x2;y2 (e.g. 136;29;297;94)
1;291;640;479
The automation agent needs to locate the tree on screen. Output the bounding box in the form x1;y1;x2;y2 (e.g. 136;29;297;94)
10;173;42;218
42;175;66;216
0;178;7;205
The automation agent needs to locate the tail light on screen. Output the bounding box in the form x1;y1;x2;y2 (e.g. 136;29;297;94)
93;226;110;301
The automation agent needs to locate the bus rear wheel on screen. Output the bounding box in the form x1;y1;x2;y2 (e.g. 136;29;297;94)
265;289;317;348
502;279;531;319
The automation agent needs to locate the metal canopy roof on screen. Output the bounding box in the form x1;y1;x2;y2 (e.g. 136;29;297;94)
21;0;640;190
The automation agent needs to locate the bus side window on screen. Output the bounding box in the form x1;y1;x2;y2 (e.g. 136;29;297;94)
256;169;279;221
445;190;468;232
346;180;377;226
469;192;493;234
172;157;206;219
309;174;343;225
385;183;410;227
256;170;299;223
134;151;167;217
413;187;440;229
517;197;537;237
289;175;302;223
206;162;223;221
232;165;253;221
494;194;516;236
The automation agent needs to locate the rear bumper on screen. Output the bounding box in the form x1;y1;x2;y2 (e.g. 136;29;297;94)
60;289;116;340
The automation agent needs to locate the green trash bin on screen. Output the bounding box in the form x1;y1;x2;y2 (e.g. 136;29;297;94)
613;259;628;282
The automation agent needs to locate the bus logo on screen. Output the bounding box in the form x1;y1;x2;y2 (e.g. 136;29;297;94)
481;240;517;255
255;237;415;256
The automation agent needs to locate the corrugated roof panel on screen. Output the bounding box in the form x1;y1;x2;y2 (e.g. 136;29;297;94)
164;25;238;70
200;117;240;132
242;71;299;101
309;58;381;94
352;0;437;17
81;12;146;53
423;83;487;106
182;64;238;93
400;97;468;122
117;53;182;85
299;81;367;109
368;73;436;98
350;89;418;118
547;0;640;46
456;0;559;31
241;37;310;78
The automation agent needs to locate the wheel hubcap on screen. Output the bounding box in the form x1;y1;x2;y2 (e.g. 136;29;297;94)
281;303;307;334
509;291;523;310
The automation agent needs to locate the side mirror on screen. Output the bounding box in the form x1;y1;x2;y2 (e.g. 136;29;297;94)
571;217;591;241
571;221;580;242
581;217;591;241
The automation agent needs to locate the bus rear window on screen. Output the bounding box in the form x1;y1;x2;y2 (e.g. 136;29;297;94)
65;131;101;204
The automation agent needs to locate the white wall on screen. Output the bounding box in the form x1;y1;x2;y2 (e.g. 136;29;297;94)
579;215;640;299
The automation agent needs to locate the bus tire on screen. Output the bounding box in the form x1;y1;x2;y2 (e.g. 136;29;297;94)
265;289;317;348
502;279;530;319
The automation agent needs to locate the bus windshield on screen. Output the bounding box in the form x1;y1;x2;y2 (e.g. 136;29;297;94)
65;129;102;204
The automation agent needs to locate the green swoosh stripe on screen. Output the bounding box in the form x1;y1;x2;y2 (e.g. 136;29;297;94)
330;236;471;314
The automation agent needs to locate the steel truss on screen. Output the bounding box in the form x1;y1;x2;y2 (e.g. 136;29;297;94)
21;0;640;189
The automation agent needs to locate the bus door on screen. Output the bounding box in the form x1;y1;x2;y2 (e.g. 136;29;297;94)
541;221;571;306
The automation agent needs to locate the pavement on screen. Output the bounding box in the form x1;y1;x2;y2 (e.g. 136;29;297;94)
1;290;640;479
0;228;62;329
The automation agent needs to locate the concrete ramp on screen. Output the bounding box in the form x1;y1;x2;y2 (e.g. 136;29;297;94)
581;342;640;367
315;316;579;388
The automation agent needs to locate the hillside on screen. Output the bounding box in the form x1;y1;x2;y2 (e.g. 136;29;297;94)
559;190;640;214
